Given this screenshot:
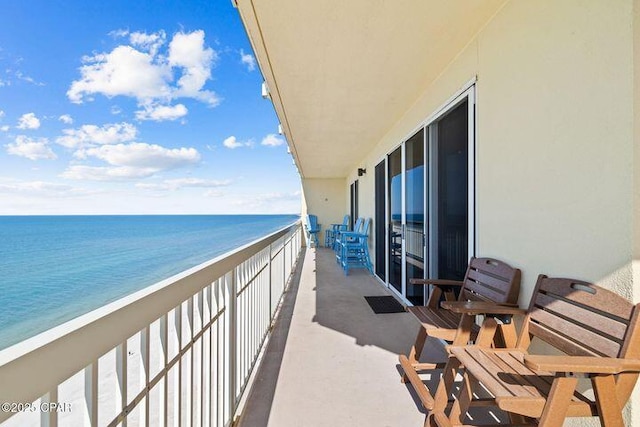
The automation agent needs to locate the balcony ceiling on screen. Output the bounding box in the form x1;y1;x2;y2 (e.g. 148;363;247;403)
236;0;507;178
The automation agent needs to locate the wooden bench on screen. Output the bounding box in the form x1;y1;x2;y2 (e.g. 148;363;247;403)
429;275;640;427
399;257;521;410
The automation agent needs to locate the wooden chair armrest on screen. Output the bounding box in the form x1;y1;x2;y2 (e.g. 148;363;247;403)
440;301;525;316
408;279;463;288
524;355;640;374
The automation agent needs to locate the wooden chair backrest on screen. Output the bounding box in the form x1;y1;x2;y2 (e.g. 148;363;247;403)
458;257;521;305
525;275;640;358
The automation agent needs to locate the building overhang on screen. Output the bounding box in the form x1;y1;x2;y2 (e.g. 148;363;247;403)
236;0;507;178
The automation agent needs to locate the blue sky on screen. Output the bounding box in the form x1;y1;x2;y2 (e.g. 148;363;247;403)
0;0;301;214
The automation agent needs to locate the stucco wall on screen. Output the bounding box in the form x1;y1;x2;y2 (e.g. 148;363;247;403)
301;178;347;245
350;1;635;422
352;0;634;299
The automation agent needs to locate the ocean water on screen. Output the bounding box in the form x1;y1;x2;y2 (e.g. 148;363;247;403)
0;215;299;350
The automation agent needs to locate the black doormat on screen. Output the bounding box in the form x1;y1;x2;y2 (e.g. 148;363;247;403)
364;296;405;314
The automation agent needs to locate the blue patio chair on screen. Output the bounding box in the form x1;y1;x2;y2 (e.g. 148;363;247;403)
324;214;349;248
337;218;373;275
305;214;321;247
334;217;364;257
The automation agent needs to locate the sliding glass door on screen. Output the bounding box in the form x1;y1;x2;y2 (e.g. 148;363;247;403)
428;100;469;281
373;87;474;305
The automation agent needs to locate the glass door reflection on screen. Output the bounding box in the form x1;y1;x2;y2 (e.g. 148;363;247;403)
404;129;425;305
388;147;402;293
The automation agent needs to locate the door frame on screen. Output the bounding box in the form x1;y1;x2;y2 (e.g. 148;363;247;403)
373;80;476;305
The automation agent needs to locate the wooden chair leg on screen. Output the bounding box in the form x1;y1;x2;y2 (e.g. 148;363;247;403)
538;376;578;427
408;327;428;364
475;318;498;348
432;356;461;415
448;370;472;425
493;321;518;348
593;375;625;427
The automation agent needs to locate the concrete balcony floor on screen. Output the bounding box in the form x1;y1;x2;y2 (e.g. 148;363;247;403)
238;247;446;427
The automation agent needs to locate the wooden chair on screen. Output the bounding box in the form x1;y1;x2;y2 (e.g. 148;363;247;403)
399;257;521;411
429;275;640;427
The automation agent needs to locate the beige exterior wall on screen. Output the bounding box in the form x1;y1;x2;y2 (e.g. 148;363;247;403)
301;178;347;245
351;1;636;422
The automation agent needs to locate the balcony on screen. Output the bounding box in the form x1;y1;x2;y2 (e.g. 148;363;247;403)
0;219;451;427
238;247;435;427
0;222;304;427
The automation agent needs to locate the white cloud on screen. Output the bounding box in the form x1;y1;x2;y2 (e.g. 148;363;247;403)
61;165;159;181
223;135;253;149
56;122;137;148
6;135;57;160
110;105;122;115
0;180;94;197
15;71;44;86
17;112;41;130
109;29;130;38
135;103;187;121
59;114;73;124
0;110;4;118
168;30;218;104
67;45;172;103
257;191;301;203
204;189;223;197
261;133;285;147
68;30;219;120
136;177;231;191
81;142;200;170
231;190;301;210
240;49;256;71
0;125;9;132
129;30;166;56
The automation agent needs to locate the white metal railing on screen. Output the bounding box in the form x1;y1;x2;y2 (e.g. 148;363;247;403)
0;221;303;427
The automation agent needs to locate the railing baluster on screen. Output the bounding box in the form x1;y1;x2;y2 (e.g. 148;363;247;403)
84;360;98;427
175;304;182;427
160;314;168;427
227;269;237;422
116;342;127;427
141;326;150;427
187;297;194;427
40;388;58;427
199;290;205;427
